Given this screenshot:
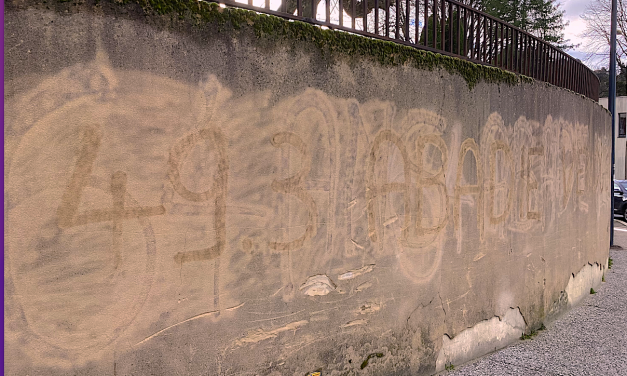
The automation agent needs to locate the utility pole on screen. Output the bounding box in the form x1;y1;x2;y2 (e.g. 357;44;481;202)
610;0;617;246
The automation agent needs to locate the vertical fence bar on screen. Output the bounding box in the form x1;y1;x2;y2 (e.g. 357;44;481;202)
573;60;579;93
531;38;536;78
575;64;582;93
520;33;524;75
311;0;315;21
570;59;574;91
424;0;428;45
518;30;523;73
538;40;542;80
385;0;390;37
494;21;498;66
510;27;514;71
508;27;513;70
326;0;330;23
582;65;586;95
547;48;552;84
352;0;356;29
539;42;544;81
486;18;490;63
548;48;554;85
477;14;482;61
538;42;543;81
567;57;571;89
524;34;528;75
489;19;493;65
538;41;546;81
462;8;466;56
456;5;461;55
556;50;560;86
374;0;378;33
499;23;504;68
558;54;563;87
406;0;411;42
433;0;437;49
579;64;583;95
512;27;516;71
529;37;533;77
448;2;453;52
552;49;557;85
339;0;343;26
440;0;445;51
520;30;524;73
566;58;570;91
503;25;507;69
481;16;488;63
525;35;531;77
535;39;540;79
363;0;367;32
544;44;549;82
564;57;568;90
471;12;476;59
563;55;567;88
396;0;400;39
572;59;576;92
576;61;579;93
556;51;562;86
547;47;552;84
531;38;539;80
415;0;420;44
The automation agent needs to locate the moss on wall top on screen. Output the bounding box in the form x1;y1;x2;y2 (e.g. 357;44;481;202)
25;0;533;89
136;0;532;89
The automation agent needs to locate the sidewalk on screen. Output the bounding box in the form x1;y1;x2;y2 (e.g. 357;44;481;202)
445;220;627;376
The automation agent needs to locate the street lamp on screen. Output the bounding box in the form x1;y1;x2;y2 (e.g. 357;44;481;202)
610;0;617;246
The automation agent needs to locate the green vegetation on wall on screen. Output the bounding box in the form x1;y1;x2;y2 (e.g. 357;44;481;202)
47;0;533;89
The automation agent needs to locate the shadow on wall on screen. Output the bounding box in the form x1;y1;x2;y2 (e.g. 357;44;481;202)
4;50;610;375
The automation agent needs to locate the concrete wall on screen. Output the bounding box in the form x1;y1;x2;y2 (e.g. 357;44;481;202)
4;1;611;375
599;97;627;179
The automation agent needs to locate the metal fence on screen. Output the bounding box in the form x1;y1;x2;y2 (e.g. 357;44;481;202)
211;0;600;100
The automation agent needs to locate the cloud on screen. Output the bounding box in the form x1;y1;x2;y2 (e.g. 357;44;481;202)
561;0;591;22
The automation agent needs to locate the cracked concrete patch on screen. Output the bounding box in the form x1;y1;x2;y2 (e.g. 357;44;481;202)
435;308;525;372
565;262;605;307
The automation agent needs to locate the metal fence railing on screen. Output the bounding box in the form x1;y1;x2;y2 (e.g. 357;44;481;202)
211;0;600;100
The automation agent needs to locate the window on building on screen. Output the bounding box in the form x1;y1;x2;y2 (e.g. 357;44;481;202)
620;113;626;138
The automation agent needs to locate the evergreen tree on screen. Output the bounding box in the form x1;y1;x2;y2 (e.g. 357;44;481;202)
476;0;572;48
596;66;627;98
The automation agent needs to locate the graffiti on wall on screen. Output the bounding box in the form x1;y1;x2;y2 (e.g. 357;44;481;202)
4;52;609;370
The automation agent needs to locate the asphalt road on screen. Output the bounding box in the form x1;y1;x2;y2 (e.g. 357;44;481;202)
443;220;627;376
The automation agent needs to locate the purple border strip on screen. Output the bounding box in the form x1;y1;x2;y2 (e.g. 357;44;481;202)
2;0;5;372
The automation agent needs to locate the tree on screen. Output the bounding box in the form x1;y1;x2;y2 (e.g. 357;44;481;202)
594;66;627;98
581;0;627;67
479;0;573;49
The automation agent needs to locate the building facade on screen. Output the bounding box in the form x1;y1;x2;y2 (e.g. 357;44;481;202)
600;96;627;179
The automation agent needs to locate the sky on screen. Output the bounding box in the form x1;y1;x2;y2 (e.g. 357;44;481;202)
561;0;604;69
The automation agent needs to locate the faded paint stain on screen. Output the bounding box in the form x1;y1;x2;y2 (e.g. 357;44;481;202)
341;319;368;328
355;281;373;292
234;320;309;347
338;264;375;280
357;302;382;314
300;275;337;296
